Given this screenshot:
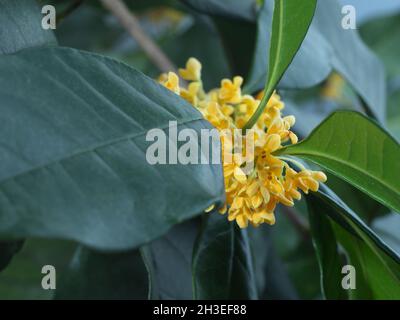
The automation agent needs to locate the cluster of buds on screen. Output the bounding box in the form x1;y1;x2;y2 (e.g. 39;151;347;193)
160;58;326;228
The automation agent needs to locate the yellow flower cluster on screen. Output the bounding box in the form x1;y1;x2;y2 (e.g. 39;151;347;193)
160;58;327;228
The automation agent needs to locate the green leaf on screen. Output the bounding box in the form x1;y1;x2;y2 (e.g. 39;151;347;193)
245;0;331;93
0;46;224;250
0;0;56;54
55;246;148;299
307;197;348;300
141;219;199;299
309;187;400;299
192;213;258;299
244;0;317;129
277;111;400;213
264;0;317;98
246;0;386;123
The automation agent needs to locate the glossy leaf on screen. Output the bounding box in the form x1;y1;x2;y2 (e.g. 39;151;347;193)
192;213;258;299
0;0;58;272
244;0;317;129
0;0;56;54
265;0;317;96
277;111;400;213
0;47;224;250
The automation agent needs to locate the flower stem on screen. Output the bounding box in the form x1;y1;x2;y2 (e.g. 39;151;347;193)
242;87;274;132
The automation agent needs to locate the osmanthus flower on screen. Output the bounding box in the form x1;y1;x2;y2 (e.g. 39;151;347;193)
159;58;327;228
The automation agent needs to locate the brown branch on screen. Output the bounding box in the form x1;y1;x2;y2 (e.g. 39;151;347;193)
99;0;177;74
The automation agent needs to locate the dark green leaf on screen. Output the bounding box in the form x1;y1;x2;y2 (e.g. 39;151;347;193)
246;0;385;123
0;0;56;54
0;47;224;250
141;219;199;299
244;0;317;129
264;0;317;96
245;0;331;93
277;111;400;213
56;246;148;299
307;197;348;299
192;213;258;299
309;187;400;299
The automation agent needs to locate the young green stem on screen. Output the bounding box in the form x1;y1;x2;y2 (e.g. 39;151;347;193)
242;87;274;132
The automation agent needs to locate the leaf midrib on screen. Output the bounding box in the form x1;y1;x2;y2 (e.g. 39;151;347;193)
267;0;284;87
0;117;203;185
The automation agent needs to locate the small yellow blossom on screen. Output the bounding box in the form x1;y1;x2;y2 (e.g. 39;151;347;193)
179;57;202;81
219;76;243;104
180;82;201;107
161;72;180;94
160;57;327;228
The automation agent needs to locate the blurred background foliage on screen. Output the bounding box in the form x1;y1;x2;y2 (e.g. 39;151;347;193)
0;0;399;299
